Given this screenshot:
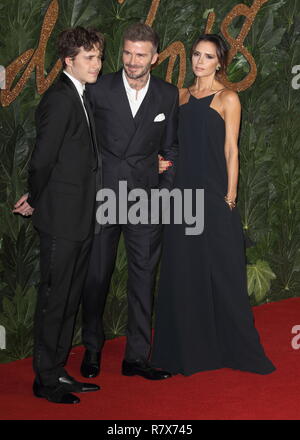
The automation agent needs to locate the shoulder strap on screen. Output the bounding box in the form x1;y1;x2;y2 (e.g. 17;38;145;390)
213;87;226;95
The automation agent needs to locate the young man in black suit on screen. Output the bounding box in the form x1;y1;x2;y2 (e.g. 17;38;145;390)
13;27;104;404
80;23;179;380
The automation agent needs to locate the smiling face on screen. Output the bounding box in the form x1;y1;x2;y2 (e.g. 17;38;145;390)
122;40;158;80
65;44;102;85
191;40;220;78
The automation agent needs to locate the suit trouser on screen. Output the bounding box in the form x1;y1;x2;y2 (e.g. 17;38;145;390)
82;222;163;361
33;230;93;386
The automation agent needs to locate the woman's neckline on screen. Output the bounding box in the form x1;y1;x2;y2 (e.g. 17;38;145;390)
187;88;226;100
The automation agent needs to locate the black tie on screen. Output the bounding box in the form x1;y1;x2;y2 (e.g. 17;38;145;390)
82;90;99;169
82;90;92;129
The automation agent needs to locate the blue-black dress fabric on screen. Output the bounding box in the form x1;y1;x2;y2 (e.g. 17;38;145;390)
151;92;276;376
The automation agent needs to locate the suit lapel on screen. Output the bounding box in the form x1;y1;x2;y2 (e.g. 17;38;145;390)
133;87;150;127
83;94;101;168
109;70;136;137
60;73;90;131
125;76;162;153
60;73;100;168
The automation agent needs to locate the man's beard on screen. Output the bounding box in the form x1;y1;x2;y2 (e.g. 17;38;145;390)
124;63;151;80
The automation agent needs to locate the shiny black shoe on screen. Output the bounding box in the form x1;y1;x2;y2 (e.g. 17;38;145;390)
80;350;101;378
122;359;172;380
33;380;80;404
57;373;100;393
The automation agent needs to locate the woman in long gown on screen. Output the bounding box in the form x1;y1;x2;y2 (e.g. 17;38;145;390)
151;34;275;376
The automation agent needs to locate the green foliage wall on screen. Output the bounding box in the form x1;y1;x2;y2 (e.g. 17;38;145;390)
0;0;299;362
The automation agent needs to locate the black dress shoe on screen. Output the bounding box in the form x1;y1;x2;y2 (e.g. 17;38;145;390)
122;359;172;380
80;350;101;378
57;373;100;393
33;380;80;404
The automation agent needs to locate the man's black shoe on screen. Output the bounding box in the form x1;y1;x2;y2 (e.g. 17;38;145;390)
122;359;172;380
80;350;101;378
33;380;80;404
57;373;100;392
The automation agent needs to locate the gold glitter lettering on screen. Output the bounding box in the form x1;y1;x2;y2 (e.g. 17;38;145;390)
145;0;160;27
157;42;186;88
0;0;270;106
0;0;61;107
219;0;269;91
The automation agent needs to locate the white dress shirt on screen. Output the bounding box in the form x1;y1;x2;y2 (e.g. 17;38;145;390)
63;70;89;124
122;69;150;118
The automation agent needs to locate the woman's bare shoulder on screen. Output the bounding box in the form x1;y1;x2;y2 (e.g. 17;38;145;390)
218;89;241;112
219;88;240;103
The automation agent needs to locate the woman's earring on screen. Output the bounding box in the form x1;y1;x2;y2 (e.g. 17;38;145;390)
216;65;221;71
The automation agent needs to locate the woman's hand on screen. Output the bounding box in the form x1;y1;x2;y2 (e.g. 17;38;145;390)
224;195;236;211
158;154;173;174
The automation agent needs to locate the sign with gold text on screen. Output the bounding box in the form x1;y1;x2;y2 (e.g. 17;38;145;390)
0;0;269;107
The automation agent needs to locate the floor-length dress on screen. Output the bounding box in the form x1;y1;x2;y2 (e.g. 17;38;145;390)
151;90;276;376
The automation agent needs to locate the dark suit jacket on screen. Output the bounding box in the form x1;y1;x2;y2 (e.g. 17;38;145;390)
27;73;101;241
87;69;178;194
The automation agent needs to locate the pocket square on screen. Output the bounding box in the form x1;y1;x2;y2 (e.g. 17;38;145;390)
154;113;166;122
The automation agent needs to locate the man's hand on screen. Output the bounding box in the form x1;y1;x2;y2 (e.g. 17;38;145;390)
12;193;34;217
158;154;173;174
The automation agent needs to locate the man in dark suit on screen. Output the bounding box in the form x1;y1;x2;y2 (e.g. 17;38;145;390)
13;27;104;404
80;23;179;380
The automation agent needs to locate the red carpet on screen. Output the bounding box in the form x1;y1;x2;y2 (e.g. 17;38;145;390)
1;297;300;420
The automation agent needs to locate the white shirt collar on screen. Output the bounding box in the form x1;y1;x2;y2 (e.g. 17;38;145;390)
63;70;85;97
122;69;150;96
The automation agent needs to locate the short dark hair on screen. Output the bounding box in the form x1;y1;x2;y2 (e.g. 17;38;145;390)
58;26;105;69
123;23;159;52
191;34;228;77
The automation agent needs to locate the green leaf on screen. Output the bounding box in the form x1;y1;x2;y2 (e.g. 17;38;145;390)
247;260;276;303
2;297;17;331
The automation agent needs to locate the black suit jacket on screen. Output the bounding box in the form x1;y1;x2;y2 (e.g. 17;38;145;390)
27;73;101;241
86;69;178;194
